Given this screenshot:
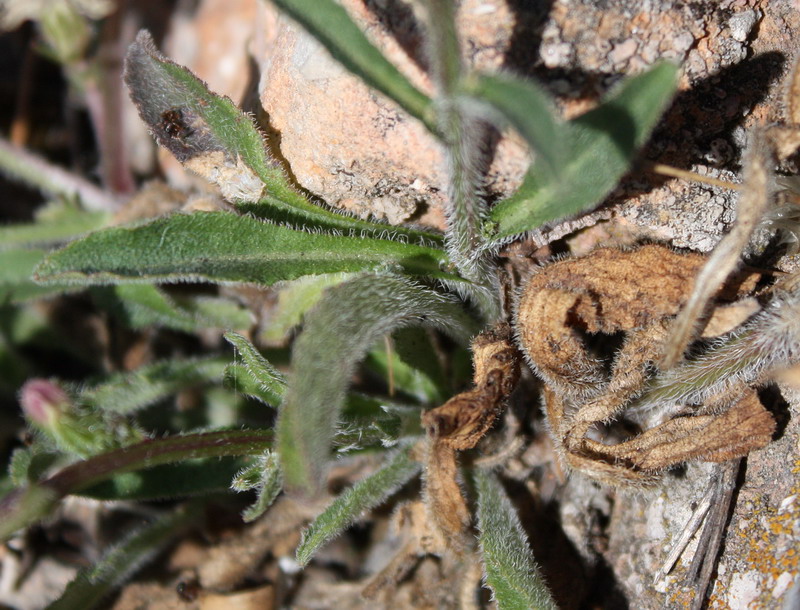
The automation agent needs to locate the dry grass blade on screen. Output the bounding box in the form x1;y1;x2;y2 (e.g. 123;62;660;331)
661;131;773;369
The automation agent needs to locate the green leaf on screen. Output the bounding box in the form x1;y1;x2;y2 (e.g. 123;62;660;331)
78;457;247;501
278;274;478;492
489;62;679;242
365;327;446;403
0;248;76;302
296;446;419;566
0;203;108;250
34;211;458;287
80;356;229;414
224;332;287;410
464;72;564;180
95;284;253;332
47;502;201;610
125;30;294;205
232;451;283;522
260;273;354;343
125;30;436;243
474;470;557;610
270;0;435;132
0;428;273;541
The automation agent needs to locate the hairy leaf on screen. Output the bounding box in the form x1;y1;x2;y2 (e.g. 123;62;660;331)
34;211;458;287
489;62;679;242
464;72;564;180
296;446;419;566
260;273;354;343
48;502;201;610
234;451;283;522
126;30;294;205
125;29;438;243
278;274;478;492
0;248;76;302
415;2;497;304
95;284;253;332
81;356;229;414
270;0;434;132
475;470;557;610
224;331;287;407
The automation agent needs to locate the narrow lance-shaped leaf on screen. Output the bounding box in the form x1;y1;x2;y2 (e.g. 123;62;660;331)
125;30;440;244
278;274;479;492
224;331;287;408
296;446;419;566
93;284;253;332
474;469;558;610
260;273;354;343
489;62;679;242
270;0;435;132
47;501;202;610
125;30;298;206
416;1;494;294
34;211;460;287
0;203;108;251
80;355;230;414
463;72;565;181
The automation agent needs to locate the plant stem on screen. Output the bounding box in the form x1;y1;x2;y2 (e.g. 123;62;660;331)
420;0;500;320
0;429;272;541
0;136;122;212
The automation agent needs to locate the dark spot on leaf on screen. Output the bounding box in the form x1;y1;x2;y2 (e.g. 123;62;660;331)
160;107;193;141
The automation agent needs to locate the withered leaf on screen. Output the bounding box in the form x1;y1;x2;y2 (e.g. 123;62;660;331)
422;323;520;450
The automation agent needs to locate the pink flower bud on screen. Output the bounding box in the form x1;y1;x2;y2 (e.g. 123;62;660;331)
19;379;70;428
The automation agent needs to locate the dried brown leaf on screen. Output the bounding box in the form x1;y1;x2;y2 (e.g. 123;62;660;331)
517;244;705;398
421;440;471;552
421;323;520;450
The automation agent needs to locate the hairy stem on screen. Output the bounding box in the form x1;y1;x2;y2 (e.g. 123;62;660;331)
0;429;272;541
0;136;122;212
420;0;500;320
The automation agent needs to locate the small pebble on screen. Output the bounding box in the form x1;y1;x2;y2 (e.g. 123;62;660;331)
728;9;759;42
609;39;638;65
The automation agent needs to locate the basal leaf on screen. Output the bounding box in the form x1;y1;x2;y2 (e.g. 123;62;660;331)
125;30;435;243
270;0;435;132
125;30;293;205
0;203;108;250
224;331;287;407
489;62;679;242
296;446;419;566
34;211;458;287
80;356;229;414
475;469;557;610
0;248;76;302
278;274;478;492
47;502;201;610
464;72;565;181
95;284;253;332
260;273;354;343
